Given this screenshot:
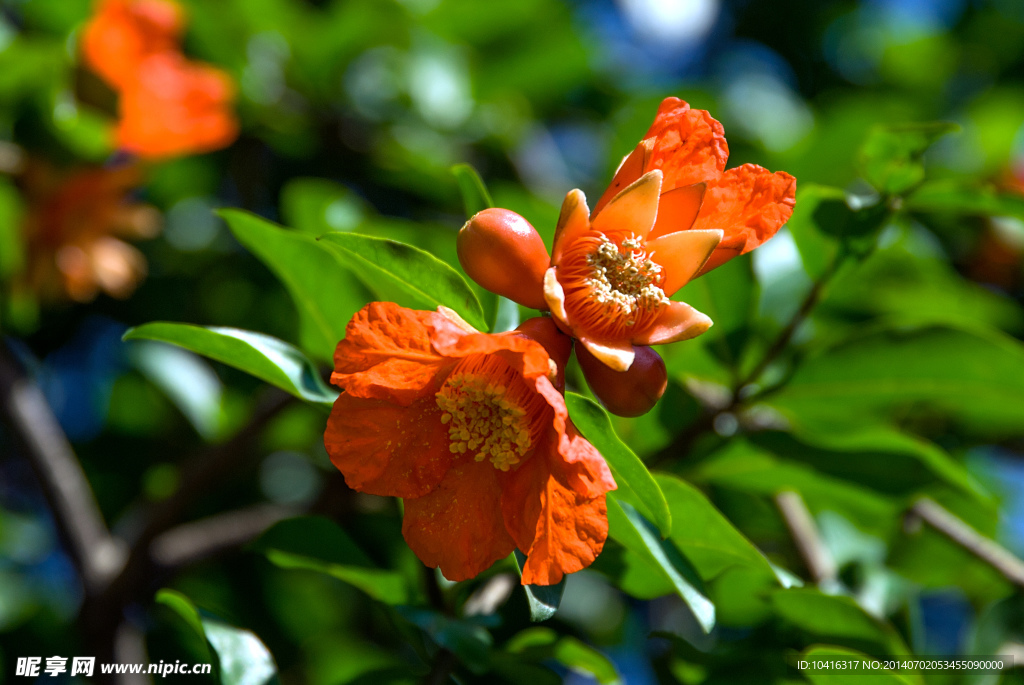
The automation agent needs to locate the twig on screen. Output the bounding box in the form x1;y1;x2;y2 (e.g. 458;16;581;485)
904;497;1024;588
776;490;836;585
150;504;297;569
0;340;126;595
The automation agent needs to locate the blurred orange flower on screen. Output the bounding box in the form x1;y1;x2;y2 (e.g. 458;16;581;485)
81;0;184;89
20;162;160;302
117;53;238;159
81;0;238;159
324;303;615;585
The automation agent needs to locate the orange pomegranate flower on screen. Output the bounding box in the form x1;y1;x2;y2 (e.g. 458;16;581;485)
460;98;795;373
323;303;616;585
116;53;238;159
82;0;184;90
20;161;160;302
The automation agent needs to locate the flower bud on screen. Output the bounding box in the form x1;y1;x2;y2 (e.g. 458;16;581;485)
577;343;667;417
516;316;572;391
457;208;550;310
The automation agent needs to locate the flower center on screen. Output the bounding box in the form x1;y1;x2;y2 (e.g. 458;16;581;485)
435;354;548;472
583;234;669;323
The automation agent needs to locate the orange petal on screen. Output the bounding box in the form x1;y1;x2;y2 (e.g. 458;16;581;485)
633;301;712;346
644;97;729;192
551;423;617;499
578;335;635;372
691;164;797;275
543;267;569;328
324;393;452;498
331;303;451;405
591;170;662;241
551;189;592;265
403;461;515;582
647;228;723;296
592;139;653;216
648;182;706;241
500;443;609;585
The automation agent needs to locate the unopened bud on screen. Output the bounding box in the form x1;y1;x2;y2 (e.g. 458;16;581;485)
458;208;550;310
577;343;667;417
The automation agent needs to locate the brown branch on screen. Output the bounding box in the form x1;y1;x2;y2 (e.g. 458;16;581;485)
776;490;837;585
0;340;126;595
904;497;1024;588
150;504;298;569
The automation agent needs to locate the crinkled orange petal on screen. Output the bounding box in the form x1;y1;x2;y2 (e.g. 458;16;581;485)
500;438;609;585
647;228;723;296
550;423;617;499
331;302;451;405
648;182;706;241
633;301;713;346
644;97;729;193
324;393;452;499
403;461;515;582
592;139;652;216
551;189;591;265
432;328;553;386
82;0;184;89
591;170;662;241
691;164;797;275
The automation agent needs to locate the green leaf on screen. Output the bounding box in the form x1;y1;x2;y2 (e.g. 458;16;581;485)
905;178;1024;221
800;647;916;685
318;232;487;331
858;122;958;195
513;551;564;622
280;177;367;235
123;323;337;407
451;163;494;218
202;620;279;685
607;497;715;633
491;295;520;333
155;589;208;646
396;607;492;674
219;209;368;362
506;628;621;685
768;324;1024;440
565;393;671;537
0;179;24;281
253;517;412;605
772;589;911;656
784;184;845;279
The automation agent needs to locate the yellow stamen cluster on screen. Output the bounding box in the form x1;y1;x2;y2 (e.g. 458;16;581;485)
585;234;669;325
436;373;532;472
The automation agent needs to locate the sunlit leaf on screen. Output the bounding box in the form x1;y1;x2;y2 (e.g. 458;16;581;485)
219;209;368;362
0;179;24;281
451;163;493;218
513;550;564;622
506;628;621;685
858;122;958;195
565;393;671;537
318;232;487;331
202;620;279;685
123;323;337;407
905;179;1024;221
772;589;911;656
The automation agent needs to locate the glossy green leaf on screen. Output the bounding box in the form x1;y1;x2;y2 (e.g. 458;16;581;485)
768;324;1024;440
253;517;412;605
219;209;368;362
202;620;279;685
506;628;620;685
772;589;911;656
607;497;715;633
905;178;1024;221
513;550;564;622
801;647;916;685
123;323;337;407
784;184;845;279
451;163;494;217
318;232;487;331
491;295;520;333
396;607;492;674
566;393;671;537
858;122;958;195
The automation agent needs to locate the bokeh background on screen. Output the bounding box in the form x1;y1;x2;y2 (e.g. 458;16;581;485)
2;0;1024;683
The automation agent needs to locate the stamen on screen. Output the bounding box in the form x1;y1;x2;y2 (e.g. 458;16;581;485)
435;355;549;471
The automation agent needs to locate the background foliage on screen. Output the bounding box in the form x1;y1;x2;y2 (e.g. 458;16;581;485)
3;0;1024;683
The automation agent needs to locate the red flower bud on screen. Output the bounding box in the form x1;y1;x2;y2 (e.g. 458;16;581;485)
515;316;572;391
577;342;667;417
457;208;550;310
